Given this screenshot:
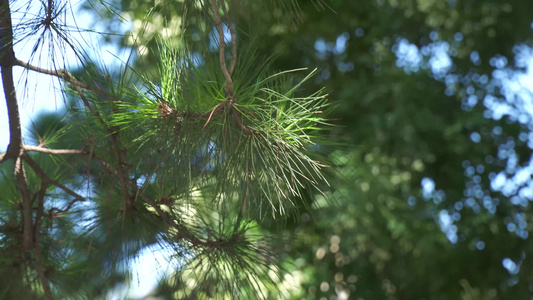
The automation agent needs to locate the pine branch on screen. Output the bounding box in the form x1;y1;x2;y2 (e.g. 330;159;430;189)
1;1;332;297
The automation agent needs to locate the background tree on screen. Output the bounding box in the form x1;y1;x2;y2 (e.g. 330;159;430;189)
0;0;332;299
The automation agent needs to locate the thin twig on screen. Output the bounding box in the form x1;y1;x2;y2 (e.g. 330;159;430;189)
86;136;95;192
22;144;118;176
219;0;237;77
49;198;86;215
23;145;85;155
14;59;114;99
108;131;131;208
210;0;235;97
72;84;107;127
203;101;225;129
23;153;87;201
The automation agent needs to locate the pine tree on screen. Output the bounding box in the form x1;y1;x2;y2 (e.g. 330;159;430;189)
0;0;332;298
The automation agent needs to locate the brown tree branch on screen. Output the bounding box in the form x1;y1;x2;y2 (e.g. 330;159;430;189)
34;182;53;300
1;0;34;250
15;157;34;249
23;145;85;155
46;0;53;22
0;0;22;162
0;66;22;161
